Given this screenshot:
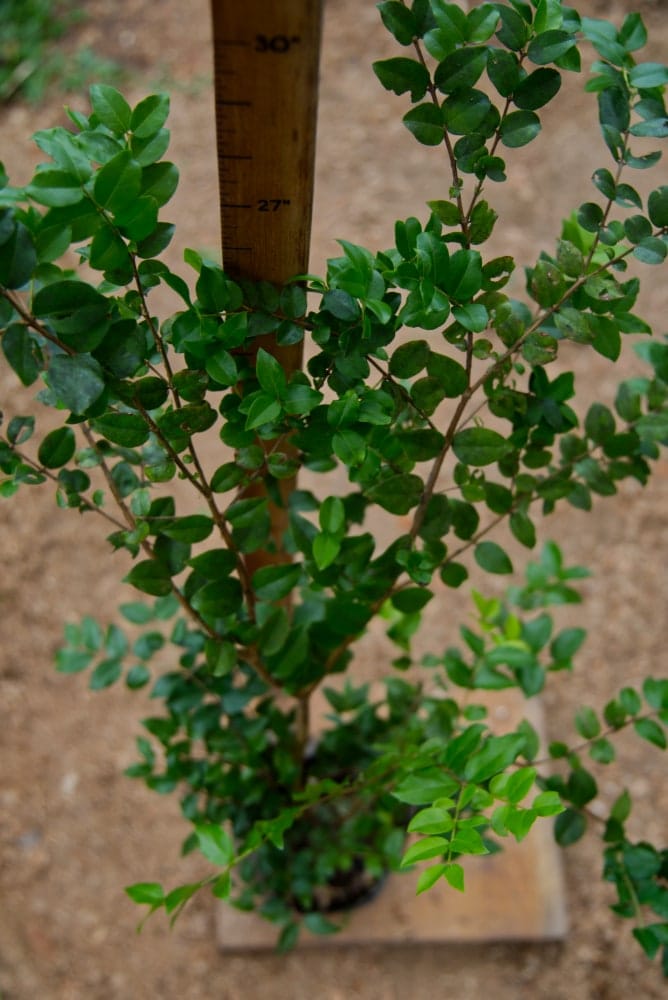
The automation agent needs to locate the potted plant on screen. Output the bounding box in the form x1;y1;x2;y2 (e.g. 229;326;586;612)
1;0;667;966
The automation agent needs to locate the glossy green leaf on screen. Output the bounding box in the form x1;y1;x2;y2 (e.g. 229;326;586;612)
389;339;430;378
47;354;106;414
130;93;170;138
253;563;302;601
434;47;488;94
475;541;513;574
634;717;667;749
528;30;576;65
452;427;510;466
403;104;445;145
92;413;149;447
400;835;449;867
93;151;142;214
0;219;37;288
648;187;668;228
125;560;172;597
500;110;541;148
629;63;668;89
90;84;132;135
26;170;84;207
1;324;41;385
513;68;561;110
195;824;234;867
373;57;430;102
377;2;418;45
442;89;492;135
554;808;586;845
38;426;76;469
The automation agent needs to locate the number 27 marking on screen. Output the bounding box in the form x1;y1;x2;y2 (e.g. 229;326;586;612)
258;199;291;212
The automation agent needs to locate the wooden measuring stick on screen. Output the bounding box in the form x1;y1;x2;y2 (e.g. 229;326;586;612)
209;1;323;571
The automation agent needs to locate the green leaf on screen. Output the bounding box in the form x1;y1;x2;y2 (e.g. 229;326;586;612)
487;49;521;96
125;560;172;597
464;733;525;782
92;413;150;447
190;579;243;617
89;658;123;690
195;824;233;867
452;427;510;466
140;162;179;207
205;348;238;387
303;912;340;936
408;806;455;835
452;302;488;332
575;706;600;739
47;355;106;414
312;533;340;570
400;836;449;867
373;57;430;102
391;587;433;613
26;170;84;207
115;196;159;241
633;717;667;749
0;219;37;287
378;2;418;45
2;324;41;384
403;103;445;146
319;496;345;534
365;473;423;514
554;808;586;846
130;93;170;138
550;627;586;661
159;516;214;543
527;30;576;65
252;563;301;601
434;47;488;94
389;339;430;378
442;88;492;135
648;187;668;228
38;426;76;469
426;353;468;396
633;237;667;265
474;541;513;574
443;862;465;891
416;863;448;895
255;348;287;398
629;63;668;89
500;110;541;148
244;393;281;430
93;151;142;214
90;84;132;135
393;770;459;805
125;882;164;905
513;68;561;110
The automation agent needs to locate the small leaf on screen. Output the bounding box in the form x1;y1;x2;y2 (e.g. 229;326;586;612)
38;427;76;469
125;560;172;597
90;84;132;135
195;824;233;867
125;882;164;905
475;541;513;574
633;717;667;749
373;57;430;102
554;808;586;846
500;110;541;148
400;836;449;867
403;103;445;146
452;427;510;466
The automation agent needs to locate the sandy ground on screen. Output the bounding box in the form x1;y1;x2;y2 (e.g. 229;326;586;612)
1;1;667;997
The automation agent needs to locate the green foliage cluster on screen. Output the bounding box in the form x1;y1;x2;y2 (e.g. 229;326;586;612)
0;0;123;105
1;0;667;966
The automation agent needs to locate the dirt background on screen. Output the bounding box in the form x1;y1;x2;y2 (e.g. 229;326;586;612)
1;0;667;997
